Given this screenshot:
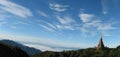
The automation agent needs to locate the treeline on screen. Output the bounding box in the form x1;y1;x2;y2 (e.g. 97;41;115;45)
31;46;120;57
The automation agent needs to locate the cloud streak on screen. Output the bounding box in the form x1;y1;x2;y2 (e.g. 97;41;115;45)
49;3;69;12
55;15;77;30
56;15;75;25
38;11;48;18
79;13;95;23
78;12;116;36
0;0;33;18
39;24;55;32
37;15;77;31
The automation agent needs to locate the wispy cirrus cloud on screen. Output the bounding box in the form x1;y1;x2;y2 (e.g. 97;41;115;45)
97;23;116;30
0;0;33;18
36;15;77;31
78;12;116;36
56;15;75;25
79;13;95;23
39;24;55;32
83;19;116;31
56;25;75;30
46;22;57;29
38;11;48;18
14;21;29;25
55;15;77;30
82;20;116;36
36;20;56;32
49;3;69;12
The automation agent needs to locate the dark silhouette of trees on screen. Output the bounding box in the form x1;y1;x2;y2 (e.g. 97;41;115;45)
0;42;29;57
31;46;120;57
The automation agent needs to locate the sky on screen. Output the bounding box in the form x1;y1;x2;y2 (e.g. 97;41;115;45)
0;0;120;51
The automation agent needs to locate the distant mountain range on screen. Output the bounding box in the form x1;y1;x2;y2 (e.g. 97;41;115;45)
0;41;29;57
0;39;41;55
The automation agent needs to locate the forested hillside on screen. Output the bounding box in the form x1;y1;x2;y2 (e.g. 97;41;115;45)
0;42;29;57
0;40;41;55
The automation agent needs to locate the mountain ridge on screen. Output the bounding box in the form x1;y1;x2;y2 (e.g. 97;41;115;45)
0;39;41;55
0;41;29;57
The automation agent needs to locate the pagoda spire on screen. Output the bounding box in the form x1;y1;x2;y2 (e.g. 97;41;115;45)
97;34;105;49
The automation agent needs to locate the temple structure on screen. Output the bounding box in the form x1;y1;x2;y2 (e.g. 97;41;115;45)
97;34;105;49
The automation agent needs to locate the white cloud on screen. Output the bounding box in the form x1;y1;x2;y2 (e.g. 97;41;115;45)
38;11;48;18
14;21;28;25
36;13;77;31
78;12;116;36
49;3;69;12
63;25;74;30
36;20;56;32
81;20;116;32
79;13;94;23
83;19;116;31
0;0;33;18
24;43;82;52
56;15;75;25
56;25;75;30
79;20;99;36
24;43;63;51
97;24;116;30
83;20;101;28
80;27;88;33
39;24;55;32
103;33;111;36
47;23;57;29
55;15;77;30
36;17;76;31
22;41;88;51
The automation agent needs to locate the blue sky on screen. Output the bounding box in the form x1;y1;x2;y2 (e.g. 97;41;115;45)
0;0;120;51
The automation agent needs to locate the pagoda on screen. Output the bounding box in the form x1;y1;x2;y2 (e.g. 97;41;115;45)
97;34;105;49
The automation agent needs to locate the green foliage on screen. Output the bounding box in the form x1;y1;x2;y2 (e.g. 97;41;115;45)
31;46;120;57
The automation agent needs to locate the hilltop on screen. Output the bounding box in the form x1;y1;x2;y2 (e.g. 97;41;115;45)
0;42;29;57
0;39;41;55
